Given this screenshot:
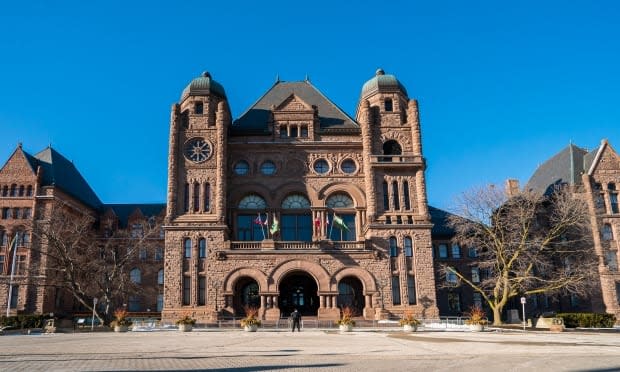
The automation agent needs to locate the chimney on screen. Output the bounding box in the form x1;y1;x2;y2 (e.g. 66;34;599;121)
505;179;520;197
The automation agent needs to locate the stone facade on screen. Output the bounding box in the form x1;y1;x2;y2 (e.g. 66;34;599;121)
162;70;440;322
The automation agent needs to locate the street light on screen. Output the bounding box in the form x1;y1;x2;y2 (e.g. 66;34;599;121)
520;296;526;331
91;298;98;332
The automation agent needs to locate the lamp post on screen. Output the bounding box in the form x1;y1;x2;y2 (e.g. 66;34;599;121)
91;297;98;332
520;296;526;331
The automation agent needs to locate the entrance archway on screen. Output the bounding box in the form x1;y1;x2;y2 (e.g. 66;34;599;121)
278;271;319;317
338;276;365;315
233;276;260;315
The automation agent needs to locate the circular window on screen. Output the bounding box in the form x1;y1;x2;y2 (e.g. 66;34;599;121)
341;159;357;174
234;161;250;175
260;161;276;175
183;137;212;163
313;159;329;174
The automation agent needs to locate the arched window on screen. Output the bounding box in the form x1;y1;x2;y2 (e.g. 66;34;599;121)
198;238;207;258
602;224;613;241
237;194;267;241
281;194;311;241
183;183;190;212
183;238;192;258
26;185;32;197
382;181;389;210
157;269;164;285
326;193;356;241
382;140;402;156
1;186;7;197
403;181;411;210
281;194;310;209
204;183;210;212
18;185;24;197
326;193;354;208
389;237;398;257
392;181;400;210
238;194;267;209
9;184;17;197
404;237;413;257
130;268;141;284
193;182;200;212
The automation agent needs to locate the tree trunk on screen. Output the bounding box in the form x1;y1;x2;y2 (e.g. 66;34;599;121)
492;306;503;325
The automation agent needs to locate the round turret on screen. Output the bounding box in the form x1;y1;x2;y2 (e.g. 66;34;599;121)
180;71;226;101
360;68;408;99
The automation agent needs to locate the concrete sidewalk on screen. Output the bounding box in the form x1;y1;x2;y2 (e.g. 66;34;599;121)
0;328;618;371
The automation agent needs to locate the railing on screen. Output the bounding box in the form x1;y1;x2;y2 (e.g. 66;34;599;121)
370;154;423;164
229;241;369;251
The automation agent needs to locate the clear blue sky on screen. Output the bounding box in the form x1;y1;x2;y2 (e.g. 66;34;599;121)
1;1;619;210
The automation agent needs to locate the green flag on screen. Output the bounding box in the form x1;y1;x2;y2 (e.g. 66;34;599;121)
333;214;349;231
270;214;279;235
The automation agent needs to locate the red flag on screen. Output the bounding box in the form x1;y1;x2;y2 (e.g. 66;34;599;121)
314;218;321;227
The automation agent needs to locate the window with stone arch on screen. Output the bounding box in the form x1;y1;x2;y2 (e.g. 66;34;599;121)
1;186;7;197
281;194;312;241
404;237;413;257
326;193;356;241
389;237;398;257
237;194;268;241
381;140;402;162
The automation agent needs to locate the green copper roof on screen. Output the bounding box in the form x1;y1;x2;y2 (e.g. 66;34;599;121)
360;69;408;99
180;71;226;100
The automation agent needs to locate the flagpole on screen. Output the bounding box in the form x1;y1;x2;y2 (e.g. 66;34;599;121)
329;213;334;239
260;213;266;240
6;233;19;317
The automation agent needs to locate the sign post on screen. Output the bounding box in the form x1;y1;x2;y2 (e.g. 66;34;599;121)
91;297;98;332
520;296;526;331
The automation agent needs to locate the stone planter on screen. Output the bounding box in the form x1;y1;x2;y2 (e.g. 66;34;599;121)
114;325;128;333
244;324;258;332
468;324;485;332
339;324;353;332
402;324;418;332
178;323;193;332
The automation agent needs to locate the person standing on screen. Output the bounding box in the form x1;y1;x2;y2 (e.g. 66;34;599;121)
291;308;301;332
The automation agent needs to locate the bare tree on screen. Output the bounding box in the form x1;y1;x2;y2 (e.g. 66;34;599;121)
33;201;161;324
446;185;597;325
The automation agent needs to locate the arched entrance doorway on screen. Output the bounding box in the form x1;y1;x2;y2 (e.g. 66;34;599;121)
278;271;319;317
338;276;365;315
233;276;260;316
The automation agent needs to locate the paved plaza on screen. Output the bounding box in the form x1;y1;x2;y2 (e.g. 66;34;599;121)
0;328;619;371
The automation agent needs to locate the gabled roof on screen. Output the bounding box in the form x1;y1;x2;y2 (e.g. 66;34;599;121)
232;80;358;133
103;203;166;228
525;143;592;195
429;205;456;238
31;147;102;209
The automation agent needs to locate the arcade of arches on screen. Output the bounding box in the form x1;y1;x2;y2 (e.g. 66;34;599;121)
223;262;374;319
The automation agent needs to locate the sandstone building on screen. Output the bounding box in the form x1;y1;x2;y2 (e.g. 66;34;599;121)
162;70;440;322
524;140;620;320
1;69;617;323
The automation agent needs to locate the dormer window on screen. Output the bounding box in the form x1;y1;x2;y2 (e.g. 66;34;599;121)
385;98;393;112
194;102;203;115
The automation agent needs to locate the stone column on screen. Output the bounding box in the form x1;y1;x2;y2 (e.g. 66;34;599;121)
359;100;377;222
415;170;429;220
408;99;423;157
166;104;180;221
319;295;325;309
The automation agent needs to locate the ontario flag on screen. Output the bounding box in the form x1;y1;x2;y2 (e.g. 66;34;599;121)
270;214;280;235
333;213;349;231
